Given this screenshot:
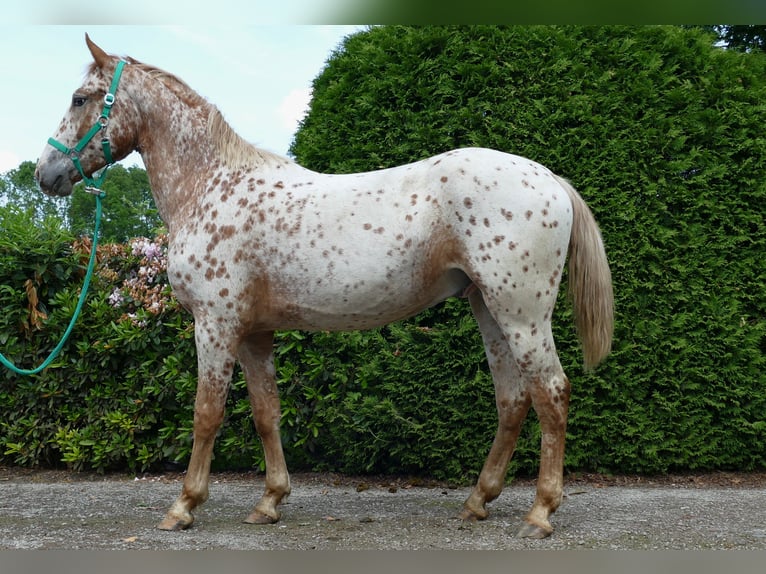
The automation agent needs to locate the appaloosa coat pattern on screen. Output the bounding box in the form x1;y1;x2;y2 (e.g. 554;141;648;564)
35;35;614;539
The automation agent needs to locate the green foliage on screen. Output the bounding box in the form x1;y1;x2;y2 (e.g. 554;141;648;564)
711;25;766;53
0;207;75;360
290;25;766;476
0;222;196;472
299;305;498;481
1;26;765;481
68;164;162;242
0;161;68;223
1;161;162;243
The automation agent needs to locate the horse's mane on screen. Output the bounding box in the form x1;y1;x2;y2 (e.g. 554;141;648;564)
206;107;287;170
95;57;290;170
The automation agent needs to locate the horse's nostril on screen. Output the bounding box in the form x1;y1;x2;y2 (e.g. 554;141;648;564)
53;174;65;195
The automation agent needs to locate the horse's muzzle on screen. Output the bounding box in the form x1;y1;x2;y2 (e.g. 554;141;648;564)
35;156;75;197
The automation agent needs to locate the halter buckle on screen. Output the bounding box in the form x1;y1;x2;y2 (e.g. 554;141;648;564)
84;186;106;198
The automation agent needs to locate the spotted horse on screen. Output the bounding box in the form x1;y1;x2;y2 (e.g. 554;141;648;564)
35;35;614;539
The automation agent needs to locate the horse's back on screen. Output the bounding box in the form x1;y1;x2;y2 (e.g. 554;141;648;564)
308;147;573;245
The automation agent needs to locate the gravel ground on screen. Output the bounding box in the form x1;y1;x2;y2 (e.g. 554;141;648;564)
0;468;765;550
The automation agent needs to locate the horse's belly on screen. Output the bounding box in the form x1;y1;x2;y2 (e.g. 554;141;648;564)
282;267;470;331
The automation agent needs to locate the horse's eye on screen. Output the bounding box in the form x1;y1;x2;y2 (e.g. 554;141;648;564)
72;95;87;107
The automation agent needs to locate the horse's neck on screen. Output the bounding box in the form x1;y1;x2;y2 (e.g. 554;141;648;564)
133;90;219;226
140;144;210;225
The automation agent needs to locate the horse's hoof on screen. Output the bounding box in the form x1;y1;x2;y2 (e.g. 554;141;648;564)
244;510;280;525
157;513;194;531
458;507;487;522
516;520;553;539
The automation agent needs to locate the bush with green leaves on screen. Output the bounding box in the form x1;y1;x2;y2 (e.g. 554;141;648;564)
0;212;190;472
291;25;766;476
1;25;765;481
0;207;361;474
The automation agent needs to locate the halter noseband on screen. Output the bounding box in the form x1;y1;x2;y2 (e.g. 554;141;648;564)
47;60;126;194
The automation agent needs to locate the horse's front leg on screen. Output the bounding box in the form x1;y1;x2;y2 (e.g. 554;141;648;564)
239;332;291;524
158;321;236;531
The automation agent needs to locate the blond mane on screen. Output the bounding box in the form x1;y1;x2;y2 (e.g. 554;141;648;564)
117;56;291;170
206;107;288;170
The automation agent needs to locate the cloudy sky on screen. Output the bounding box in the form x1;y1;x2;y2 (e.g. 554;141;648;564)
0;25;365;173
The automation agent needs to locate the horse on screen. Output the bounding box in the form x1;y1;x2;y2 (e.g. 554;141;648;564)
35;34;614;539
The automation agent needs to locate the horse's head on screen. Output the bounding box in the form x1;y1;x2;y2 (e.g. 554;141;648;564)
36;34;139;197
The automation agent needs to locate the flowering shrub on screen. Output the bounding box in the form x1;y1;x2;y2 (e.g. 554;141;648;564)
0;221;198;472
97;234;175;324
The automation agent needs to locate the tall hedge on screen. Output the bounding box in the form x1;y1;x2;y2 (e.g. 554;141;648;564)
1;25;764;481
290;25;766;475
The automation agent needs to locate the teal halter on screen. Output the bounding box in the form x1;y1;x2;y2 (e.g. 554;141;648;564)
0;61;125;375
47;60;126;193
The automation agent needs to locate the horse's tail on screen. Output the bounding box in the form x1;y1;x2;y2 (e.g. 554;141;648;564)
556;176;614;370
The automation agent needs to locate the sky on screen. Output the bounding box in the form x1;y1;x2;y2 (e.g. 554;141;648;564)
0;25;365;174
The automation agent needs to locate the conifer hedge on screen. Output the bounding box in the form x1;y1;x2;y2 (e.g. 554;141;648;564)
290;25;766;476
1;25;764;480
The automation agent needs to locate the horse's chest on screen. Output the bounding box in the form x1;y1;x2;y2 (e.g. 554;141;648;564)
165;223;243;306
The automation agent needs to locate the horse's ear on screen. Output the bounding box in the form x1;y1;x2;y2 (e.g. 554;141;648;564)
85;33;111;69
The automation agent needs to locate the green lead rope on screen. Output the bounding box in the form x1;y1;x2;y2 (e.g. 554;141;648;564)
1;60;126;376
0;192;104;375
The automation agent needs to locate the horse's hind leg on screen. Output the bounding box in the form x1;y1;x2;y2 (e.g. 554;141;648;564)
158;321;236;531
462;290;570;539
508;319;570;539
238;332;291;525
460;290;532;522
515;364;570;539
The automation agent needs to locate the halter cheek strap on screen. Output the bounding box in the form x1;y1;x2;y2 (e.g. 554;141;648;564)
47;60;127;194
